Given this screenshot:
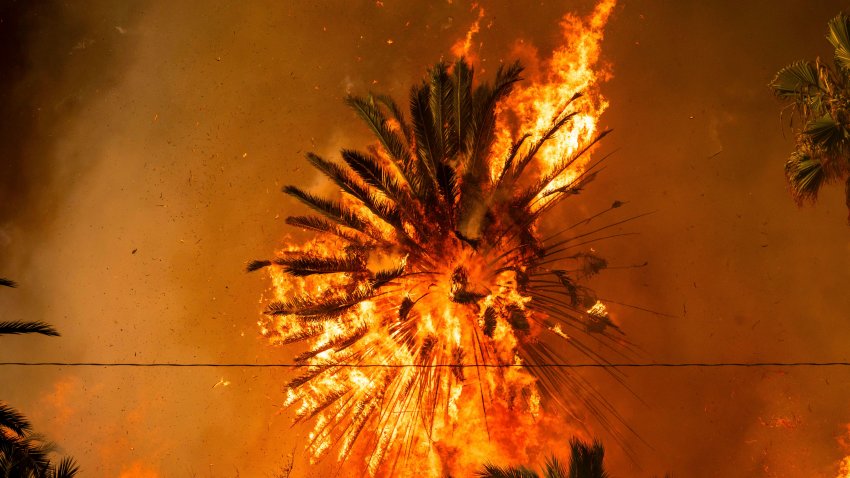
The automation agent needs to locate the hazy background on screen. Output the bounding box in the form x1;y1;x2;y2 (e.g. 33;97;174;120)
1;1;849;476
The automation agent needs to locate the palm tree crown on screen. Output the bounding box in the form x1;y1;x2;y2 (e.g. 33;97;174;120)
770;12;850;222
251;56;625;473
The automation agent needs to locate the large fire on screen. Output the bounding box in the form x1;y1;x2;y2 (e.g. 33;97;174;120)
252;1;620;476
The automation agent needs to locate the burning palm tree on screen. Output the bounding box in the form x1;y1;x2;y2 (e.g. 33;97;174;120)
252;52;635;476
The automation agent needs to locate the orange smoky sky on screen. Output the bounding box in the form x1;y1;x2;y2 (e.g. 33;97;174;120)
1;1;850;477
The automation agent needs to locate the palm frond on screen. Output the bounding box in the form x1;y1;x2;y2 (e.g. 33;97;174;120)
340;149;408;202
265;287;376;320
543;456;568;478
283;185;369;233
306;152;371;202
0;278;16;288
514;129;611;210
285;215;363;244
510;99;581;182
496;133;532;187
429;62;455;161
275;254;366;277
452;57;474;155
467;61;524;174
0;321;60;337
476;463;539;478
410;82;442;198
306;151;406;231
568;438;609;478
455;65;526;240
246;260;272;272
0;433;55;476
785;149;826;204
429;63;460;204
828;12;850;71
374;93;413;144
49;456;80;478
803;115;845;149
371;263;406;288
346;95;412;168
769;61;821;99
0;402;32;437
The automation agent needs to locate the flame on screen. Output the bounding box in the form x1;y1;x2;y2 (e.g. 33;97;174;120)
258;1;618;476
839;457;850;478
118;462;160;478
837;424;850;478
451;3;485;61
493;0;615;200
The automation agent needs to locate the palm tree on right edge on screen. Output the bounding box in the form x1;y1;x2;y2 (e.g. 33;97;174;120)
1;277;78;477
770;12;850;223
476;438;609;478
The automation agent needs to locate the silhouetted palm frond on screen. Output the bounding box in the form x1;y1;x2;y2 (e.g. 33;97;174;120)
567;438;608;478
0;402;32;437
0;321;60;337
476;438;608;478
476;463;539;478
48;456;80;478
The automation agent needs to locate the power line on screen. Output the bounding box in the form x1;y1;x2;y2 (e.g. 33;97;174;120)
2;361;850;368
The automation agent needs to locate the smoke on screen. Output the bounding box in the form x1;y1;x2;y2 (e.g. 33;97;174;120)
2;1;850;477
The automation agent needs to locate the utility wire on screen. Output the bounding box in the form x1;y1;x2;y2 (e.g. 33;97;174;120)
2;361;850;368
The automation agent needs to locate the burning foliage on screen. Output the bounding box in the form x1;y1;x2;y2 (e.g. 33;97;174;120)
251;1;625;475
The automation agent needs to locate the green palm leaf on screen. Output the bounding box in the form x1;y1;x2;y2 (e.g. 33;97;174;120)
771;13;850;220
785;150;826;204
828;12;850;71
803;115;845;148
769;61;822;103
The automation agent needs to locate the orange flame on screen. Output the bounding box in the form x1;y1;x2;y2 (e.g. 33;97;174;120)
451;4;485;62
261;1;617;476
493;0;615;199
837;424;850;478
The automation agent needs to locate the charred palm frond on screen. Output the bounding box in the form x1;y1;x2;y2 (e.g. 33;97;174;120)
254;58;630;474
